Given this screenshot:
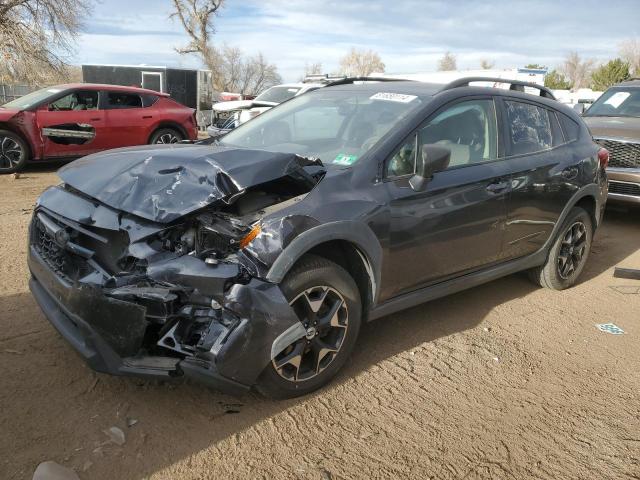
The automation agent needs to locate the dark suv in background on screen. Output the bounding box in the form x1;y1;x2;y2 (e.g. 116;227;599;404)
583;79;640;205
28;78;608;398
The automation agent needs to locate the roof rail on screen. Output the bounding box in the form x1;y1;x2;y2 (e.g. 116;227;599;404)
323;76;413;87
441;77;556;100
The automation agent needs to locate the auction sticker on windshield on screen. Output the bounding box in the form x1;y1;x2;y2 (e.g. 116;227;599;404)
370;92;417;103
333;154;358;165
604;91;630;108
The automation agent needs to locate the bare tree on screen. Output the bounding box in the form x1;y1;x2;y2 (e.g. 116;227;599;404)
0;0;90;84
215;46;281;94
171;1;280;95
561;51;594;89
438;52;457;71
171;0;222;70
338;48;385;76
479;59;495;70
619;38;640;76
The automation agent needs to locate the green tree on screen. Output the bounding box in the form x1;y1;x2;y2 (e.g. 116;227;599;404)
524;64;545;70
544;69;571;90
590;58;631;91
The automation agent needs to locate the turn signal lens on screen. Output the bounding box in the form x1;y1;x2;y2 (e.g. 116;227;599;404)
239;224;261;249
597;148;609;169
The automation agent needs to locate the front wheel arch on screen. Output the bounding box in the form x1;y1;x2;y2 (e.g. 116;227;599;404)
264;221;382;310
0;128;31;173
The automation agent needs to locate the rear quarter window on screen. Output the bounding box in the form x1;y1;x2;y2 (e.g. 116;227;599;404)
558;113;580;143
548;111;565;147
142;94;159;107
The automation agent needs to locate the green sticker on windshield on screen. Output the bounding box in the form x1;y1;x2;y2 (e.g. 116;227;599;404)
333;154;358;165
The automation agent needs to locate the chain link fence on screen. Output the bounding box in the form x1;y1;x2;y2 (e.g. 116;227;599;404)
0;84;37;105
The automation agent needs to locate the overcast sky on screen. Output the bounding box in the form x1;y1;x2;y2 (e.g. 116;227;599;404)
76;0;640;81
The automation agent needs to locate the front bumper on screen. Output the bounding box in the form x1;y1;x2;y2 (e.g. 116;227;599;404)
28;237;303;395
607;167;640;205
207;125;232;139
28;247;250;395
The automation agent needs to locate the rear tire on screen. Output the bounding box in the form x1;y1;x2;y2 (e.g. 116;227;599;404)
256;255;362;399
149;128;184;145
0;129;28;174
528;207;593;290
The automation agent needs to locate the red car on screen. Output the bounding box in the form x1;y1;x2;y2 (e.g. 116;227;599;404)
0;83;198;173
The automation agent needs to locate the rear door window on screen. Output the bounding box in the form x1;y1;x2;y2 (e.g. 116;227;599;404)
504;100;553;155
106;92;143;109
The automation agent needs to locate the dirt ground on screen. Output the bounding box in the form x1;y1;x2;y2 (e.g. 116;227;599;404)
1;166;639;480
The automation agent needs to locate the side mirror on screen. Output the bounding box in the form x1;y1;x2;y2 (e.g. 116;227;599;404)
573;103;586;115
37;103;49;112
409;144;451;191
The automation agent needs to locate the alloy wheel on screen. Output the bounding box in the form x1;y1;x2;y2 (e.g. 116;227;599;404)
557;221;588;280
155;133;180;144
272;286;349;382
0;135;23;170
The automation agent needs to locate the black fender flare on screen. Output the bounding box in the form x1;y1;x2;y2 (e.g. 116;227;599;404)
532;183;603;267
549;184;603;239
265;220;383;303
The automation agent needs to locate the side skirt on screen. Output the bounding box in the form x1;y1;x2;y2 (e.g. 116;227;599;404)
367;249;546;321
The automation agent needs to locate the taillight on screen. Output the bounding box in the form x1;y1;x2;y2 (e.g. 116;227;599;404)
597;148;609;169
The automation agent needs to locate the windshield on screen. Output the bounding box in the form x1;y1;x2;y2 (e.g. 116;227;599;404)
221;88;425;165
254;86;301;104
1;87;65;109
584;87;640;117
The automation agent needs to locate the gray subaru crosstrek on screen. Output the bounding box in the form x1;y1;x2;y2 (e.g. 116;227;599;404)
583;79;640;205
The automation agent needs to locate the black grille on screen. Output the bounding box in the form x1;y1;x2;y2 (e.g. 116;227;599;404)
31;216;90;281
594;139;640;169
609;180;640;197
213;111;238;129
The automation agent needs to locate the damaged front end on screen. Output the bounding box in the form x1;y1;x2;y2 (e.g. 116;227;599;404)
28;145;324;394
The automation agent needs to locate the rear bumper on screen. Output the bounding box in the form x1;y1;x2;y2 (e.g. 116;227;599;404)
607;167;640;205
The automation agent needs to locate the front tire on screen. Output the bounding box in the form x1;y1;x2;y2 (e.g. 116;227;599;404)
149;128;184;145
256;255;362;399
0;129;28;174
528;207;593;290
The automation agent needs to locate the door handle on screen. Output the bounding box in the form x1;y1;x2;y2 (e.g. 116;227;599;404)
486;181;509;194
142;115;153;119
90;118;101;121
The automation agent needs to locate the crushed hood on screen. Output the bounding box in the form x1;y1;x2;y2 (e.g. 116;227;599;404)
584;116;640;141
58;144;319;223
